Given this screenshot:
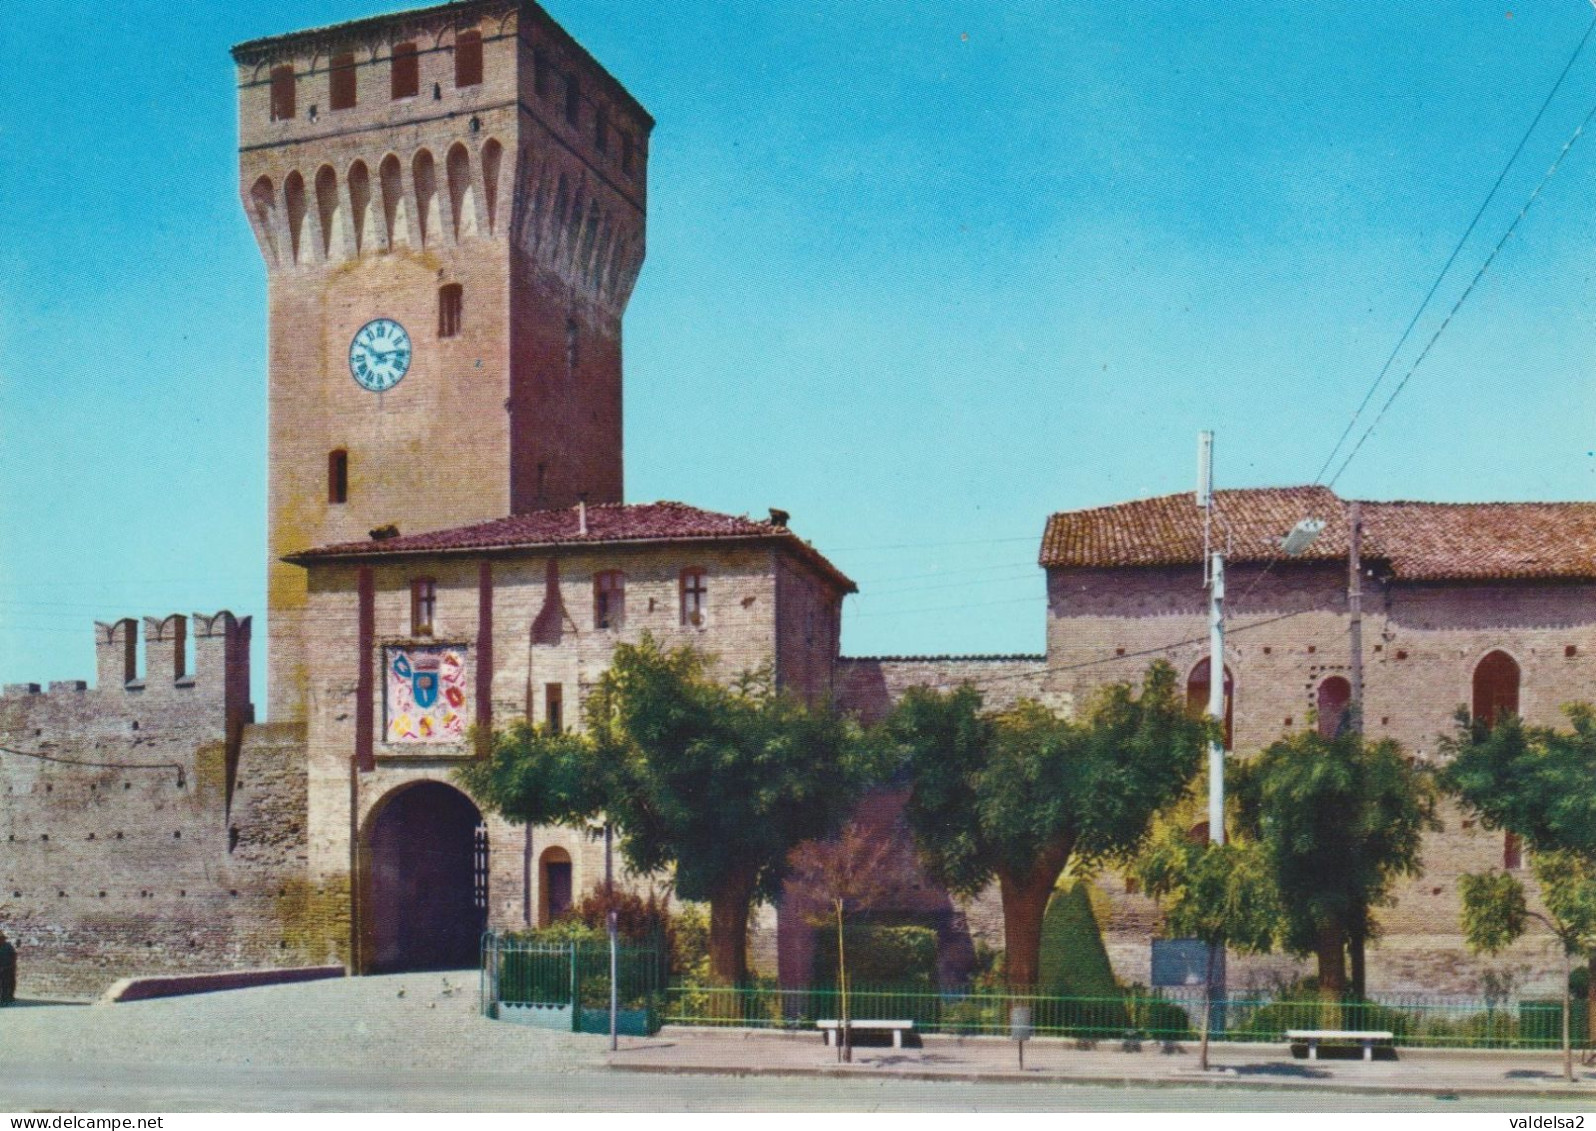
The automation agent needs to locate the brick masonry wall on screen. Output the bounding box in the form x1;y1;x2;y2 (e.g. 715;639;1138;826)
239;2;651;722
299;538;841;974
1046;562;1590;994
0;619;316;999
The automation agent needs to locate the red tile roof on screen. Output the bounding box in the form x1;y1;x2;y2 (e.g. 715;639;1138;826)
286;500;856;592
1041;487;1596;582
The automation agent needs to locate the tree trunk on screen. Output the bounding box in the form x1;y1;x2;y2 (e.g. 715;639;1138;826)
1199;940;1218;1072
1315;923;1348;1028
708;867;759;987
1587;954;1595;1058
1348;915;1367;1000
997;841;1072;991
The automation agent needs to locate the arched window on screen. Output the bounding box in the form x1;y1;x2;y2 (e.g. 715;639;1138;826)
538;846;572;926
455;31;484;88
1316;676;1352;739
1473;650;1520;728
1186;658;1233;750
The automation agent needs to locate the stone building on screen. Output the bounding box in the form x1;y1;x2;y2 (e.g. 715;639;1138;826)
1039;485;1593;992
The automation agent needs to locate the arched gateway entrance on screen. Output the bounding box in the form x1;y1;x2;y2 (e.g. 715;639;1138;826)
364;782;487;972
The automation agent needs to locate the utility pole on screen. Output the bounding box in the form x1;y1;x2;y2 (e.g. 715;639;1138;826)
1347;500;1364;735
1197;431;1225;845
606;822;618;1052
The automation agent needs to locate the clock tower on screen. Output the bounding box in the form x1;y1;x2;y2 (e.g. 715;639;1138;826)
233;0;650;720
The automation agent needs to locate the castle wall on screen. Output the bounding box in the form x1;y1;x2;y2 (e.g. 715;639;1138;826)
0;616;318;999
1046;563;1591;994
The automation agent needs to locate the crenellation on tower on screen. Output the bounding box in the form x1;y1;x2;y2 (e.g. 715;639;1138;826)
235;0;651;720
95;617;139;690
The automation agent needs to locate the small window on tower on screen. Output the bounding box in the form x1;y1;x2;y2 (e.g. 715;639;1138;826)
1504;831;1523;871
621;132;634;177
329;53;356;111
411;578;437;636
455;31;483;88
595;112;609;153
270;65;296;121
391;43;419;100
564;74;580;126
680;568;707;627
328;449;348;504
594;571;625;630
545;683;564;734
438;284;463;338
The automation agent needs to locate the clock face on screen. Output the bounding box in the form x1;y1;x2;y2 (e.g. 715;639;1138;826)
349;318;411;392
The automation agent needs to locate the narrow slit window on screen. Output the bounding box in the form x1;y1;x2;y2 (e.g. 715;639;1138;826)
438;283;463;338
329;53;356;110
594;571;625;629
391;43;419;100
328;449;348;504
270;65;296;121
595;111;609;153
455;31;483;88
1504;831;1523;871
680;568;707;627
545;683;563;734
411;578;437;636
621;132;634;177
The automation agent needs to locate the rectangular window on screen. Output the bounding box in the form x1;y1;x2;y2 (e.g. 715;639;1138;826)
411;578;436;636
391;43;419;100
621;132;634;177
680;568;707;627
328;449;348;504
455;31;483;88
545;682;563;734
329;53;356;110
438;283;463;338
1504;831;1523;871
270;65;296;121
595;112;608;153
594;571;625;629
564;74;580;126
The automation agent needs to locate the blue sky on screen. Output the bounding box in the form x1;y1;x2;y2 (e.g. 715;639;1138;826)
5;1;1596;713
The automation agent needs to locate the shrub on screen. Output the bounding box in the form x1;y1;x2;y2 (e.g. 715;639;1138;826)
1039;880;1120;998
812;924;939;990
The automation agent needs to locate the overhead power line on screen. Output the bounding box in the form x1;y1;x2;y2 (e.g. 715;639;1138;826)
1316;15;1596;487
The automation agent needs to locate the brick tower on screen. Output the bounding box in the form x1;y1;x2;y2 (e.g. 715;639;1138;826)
233;1;650;719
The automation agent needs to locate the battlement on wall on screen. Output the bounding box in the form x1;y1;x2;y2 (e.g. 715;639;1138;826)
2;612;253;711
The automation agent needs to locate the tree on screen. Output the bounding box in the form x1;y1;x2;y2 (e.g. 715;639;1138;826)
1135;827;1280;1071
1231;727;1438;1000
787;819;917;1062
883;661;1210;989
1458;855;1596;1083
464;636;882;986
1442;704;1596;1056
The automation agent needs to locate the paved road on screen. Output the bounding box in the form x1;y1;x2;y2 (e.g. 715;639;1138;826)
1;975;1594;1112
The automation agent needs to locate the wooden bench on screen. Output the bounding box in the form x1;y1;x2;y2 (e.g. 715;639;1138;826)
1286;1028;1394;1061
817;1019;915;1048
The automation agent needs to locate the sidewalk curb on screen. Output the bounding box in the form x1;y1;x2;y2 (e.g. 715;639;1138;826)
604;1057;1596;1101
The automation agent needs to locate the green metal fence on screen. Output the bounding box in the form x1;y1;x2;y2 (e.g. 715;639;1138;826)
480;932;663;1036
657;982;1594;1051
